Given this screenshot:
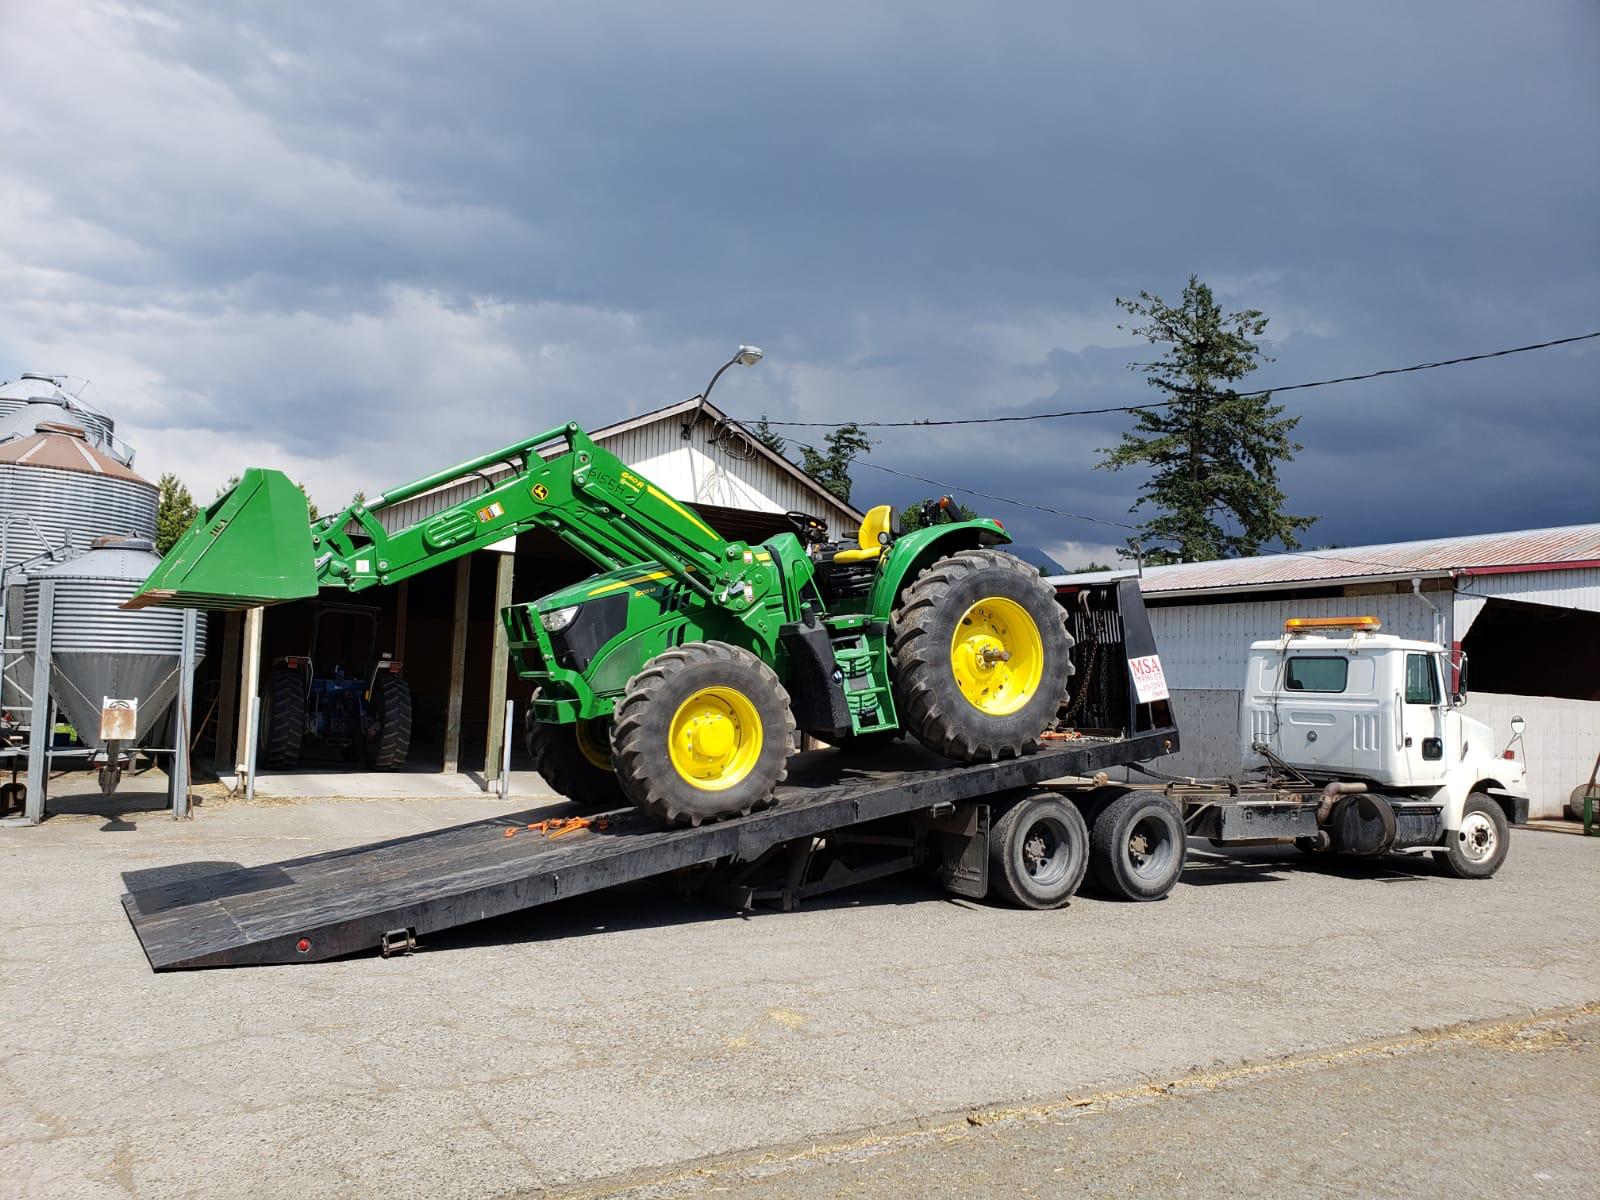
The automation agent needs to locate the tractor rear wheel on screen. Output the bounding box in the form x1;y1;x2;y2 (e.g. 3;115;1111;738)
890;548;1074;763
260;666;306;768
612;641;796;827
525;694;624;809
363;672;413;770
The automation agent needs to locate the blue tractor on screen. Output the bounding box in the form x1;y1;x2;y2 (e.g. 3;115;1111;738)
259;603;412;770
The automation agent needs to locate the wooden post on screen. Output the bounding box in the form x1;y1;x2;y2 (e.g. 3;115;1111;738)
211;610;242;775
233;606;263;790
442;556;472;774
394;578;409;662
483;549;516;786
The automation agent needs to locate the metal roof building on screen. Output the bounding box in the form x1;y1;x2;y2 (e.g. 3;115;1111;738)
1052;524;1600;819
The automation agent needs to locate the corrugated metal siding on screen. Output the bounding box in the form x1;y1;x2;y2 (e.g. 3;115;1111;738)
1150;592;1442;691
1058;523;1600;594
1458;566;1600;614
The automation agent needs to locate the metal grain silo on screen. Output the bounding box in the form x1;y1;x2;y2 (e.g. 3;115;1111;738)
0;375;123;462
0;423;157;572
18;538;207;747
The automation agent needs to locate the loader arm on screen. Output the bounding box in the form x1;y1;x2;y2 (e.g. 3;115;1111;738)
128;423;738;610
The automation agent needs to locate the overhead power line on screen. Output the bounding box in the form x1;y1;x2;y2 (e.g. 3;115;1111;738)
762;329;1600;429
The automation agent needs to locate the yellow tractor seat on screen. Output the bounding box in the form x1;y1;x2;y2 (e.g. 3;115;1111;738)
832;505;896;564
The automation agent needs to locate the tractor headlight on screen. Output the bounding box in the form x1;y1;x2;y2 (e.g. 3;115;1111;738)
540;605;581;633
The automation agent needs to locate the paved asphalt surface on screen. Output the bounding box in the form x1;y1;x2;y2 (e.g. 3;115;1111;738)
3;792;1597;1198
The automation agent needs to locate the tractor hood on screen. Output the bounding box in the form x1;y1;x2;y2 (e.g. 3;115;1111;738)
535;563;675;615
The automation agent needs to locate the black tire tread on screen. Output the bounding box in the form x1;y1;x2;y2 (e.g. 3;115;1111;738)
364;672;413;770
526;701;624;809
1089;789;1186;901
988;791;1090;910
890;548;1074;762
612;641;796;827
262;667;306;768
1436;791;1510;879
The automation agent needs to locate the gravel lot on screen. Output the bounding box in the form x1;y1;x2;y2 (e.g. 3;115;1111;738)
3;795;1597;1198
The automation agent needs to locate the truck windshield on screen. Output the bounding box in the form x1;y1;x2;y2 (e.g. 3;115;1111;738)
1284;656;1348;693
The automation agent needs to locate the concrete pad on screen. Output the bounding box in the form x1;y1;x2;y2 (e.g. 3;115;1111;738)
2;797;1597;1198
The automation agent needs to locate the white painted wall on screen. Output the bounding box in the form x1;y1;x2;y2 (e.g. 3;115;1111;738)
1466;692;1600;820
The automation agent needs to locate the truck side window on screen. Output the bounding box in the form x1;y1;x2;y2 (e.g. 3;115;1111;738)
1405;653;1440;705
1284;656;1348;693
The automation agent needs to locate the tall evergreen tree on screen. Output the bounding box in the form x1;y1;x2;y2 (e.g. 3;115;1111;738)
748;415;787;455
1098;276;1314;564
154;473;197;555
799;423;872;504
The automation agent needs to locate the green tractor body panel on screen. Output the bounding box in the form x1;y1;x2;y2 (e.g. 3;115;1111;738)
864;518;1011;622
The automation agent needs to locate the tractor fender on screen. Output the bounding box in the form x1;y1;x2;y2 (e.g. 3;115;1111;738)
867;519;1011;621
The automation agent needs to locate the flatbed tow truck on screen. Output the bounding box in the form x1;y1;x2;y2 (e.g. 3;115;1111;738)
119;385;1527;970
121;586;1529;971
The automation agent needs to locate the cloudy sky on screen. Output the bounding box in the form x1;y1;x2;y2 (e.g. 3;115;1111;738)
2;1;1595;568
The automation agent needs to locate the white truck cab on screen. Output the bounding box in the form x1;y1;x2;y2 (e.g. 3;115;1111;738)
1242;616;1528;869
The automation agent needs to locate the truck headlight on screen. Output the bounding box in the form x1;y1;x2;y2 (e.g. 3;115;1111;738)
540;605;580;633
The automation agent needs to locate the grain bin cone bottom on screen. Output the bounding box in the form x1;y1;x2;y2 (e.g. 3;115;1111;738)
127;468;321;611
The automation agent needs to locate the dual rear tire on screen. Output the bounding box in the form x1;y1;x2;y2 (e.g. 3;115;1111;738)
985;787;1187;908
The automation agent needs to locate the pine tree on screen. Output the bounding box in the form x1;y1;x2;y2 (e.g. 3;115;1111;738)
799;423;872;504
1098;276;1315;564
749;416;787;455
154;473;197;555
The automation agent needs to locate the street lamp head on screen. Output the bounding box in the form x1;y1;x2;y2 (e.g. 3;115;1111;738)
734;345;764;367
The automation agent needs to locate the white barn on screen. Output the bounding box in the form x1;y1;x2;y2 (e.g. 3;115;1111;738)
1052;524;1600;819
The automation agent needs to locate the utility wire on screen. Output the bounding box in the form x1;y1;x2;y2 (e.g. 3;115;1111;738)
762;330;1600;428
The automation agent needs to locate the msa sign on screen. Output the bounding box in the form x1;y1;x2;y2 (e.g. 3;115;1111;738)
1127;654;1170;704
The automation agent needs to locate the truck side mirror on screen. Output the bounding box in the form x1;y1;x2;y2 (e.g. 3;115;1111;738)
1451;651;1469;706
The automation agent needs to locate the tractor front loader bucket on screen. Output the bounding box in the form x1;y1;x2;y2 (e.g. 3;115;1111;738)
125;468;321;611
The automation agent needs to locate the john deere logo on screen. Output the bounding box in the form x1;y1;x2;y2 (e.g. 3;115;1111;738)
531;483;549;501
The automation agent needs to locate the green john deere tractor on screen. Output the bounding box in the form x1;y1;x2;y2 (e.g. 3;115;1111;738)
132;422;1074;825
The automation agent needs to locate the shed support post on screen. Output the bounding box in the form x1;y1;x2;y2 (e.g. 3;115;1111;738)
211;610;241;775
394;579;409;662
171;607;198;820
23;580;54;824
233;606;263;791
483;550;516;788
442;556;472;774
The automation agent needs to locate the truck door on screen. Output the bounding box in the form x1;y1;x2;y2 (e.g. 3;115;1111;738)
1400;651;1447;785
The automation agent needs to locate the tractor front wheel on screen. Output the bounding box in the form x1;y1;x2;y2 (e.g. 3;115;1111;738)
525;694;624;809
612;642;796;827
891;548;1074;762
363;672;413;770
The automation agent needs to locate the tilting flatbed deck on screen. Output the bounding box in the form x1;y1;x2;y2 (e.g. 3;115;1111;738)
123;730;1175;970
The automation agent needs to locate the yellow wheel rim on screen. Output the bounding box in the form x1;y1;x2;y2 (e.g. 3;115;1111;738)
949;596;1044;716
668;686;764;791
574;719;614;772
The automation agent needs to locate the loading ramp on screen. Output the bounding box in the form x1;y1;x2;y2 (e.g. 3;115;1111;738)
123;730;1175;970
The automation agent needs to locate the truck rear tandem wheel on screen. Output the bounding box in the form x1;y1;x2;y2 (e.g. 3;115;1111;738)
987;789;1090;909
1088;790;1187;901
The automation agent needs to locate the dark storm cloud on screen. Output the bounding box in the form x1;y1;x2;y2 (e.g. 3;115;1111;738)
1;0;1595;549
